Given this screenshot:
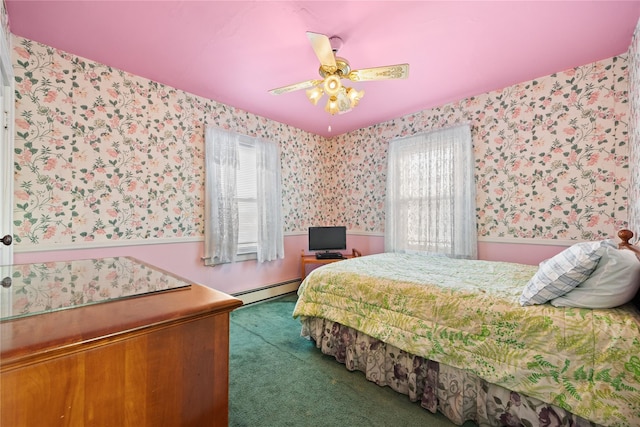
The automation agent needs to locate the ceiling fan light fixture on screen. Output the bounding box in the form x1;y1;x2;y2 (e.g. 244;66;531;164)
325;95;339;115
346;87;365;107
306;86;324;105
336;89;351;113
323;75;342;96
268;32;408;118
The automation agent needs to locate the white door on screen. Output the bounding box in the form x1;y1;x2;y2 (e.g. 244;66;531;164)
0;23;12;267
0;25;13;321
0;83;13;266
0;63;13;322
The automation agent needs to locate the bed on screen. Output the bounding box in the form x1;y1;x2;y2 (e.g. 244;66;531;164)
292;231;640;427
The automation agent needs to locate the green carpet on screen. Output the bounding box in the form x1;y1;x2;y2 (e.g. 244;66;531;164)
229;294;475;427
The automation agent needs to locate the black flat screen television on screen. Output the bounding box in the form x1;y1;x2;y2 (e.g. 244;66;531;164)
308;226;347;252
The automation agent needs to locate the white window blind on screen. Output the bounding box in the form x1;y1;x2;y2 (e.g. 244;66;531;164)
236;141;258;254
203;127;284;265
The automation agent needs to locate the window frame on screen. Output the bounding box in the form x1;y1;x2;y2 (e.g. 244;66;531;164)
385;124;476;258
235;138;258;259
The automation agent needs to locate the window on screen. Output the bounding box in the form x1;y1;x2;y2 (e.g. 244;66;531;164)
385;124;477;259
203;128;284;265
236;141;258;255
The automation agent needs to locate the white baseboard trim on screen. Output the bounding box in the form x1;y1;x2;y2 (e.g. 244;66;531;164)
233;280;301;306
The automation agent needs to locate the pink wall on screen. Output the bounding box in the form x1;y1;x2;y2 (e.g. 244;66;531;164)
477;241;565;266
9;34;628;297
13;233;386;295
13;237;302;295
13;232;566;295
353;236;563;265
343;235;564;266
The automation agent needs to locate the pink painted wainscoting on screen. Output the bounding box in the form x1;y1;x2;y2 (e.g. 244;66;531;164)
477;241;566;265
12;234;386;296
13;236;305;296
12;234;562;296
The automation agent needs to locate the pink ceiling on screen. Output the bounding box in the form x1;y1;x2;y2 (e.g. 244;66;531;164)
5;1;640;137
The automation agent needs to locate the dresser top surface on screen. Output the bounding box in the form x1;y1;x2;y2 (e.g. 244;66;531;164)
1;256;191;321
1;257;242;364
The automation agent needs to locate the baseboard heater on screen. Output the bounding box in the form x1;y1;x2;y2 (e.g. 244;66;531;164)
232;279;301;306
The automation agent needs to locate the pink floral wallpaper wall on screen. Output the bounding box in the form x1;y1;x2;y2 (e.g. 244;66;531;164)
11;34;635;250
326;57;630;241
628;20;640;240
12;36;326;247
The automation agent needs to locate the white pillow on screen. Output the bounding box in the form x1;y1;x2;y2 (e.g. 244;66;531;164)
519;240;615;306
551;247;640;308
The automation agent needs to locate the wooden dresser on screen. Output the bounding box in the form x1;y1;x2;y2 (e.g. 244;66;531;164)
0;257;242;427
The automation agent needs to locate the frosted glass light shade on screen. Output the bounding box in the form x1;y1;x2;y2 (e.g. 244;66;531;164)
306;86;323;105
346;87;364;107
323;75;341;96
325;96;339;115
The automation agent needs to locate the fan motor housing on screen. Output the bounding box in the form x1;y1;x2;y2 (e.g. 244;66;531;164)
319;57;351;78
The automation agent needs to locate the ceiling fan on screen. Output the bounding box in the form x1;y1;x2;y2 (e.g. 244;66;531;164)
269;32;409;115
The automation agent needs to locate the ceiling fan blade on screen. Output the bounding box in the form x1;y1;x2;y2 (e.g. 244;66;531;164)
306;32;337;73
268;79;323;95
347;64;409;82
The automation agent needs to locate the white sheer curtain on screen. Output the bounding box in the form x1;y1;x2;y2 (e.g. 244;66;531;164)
256;138;284;262
385;124;477;259
204;127;239;264
204;127;284;264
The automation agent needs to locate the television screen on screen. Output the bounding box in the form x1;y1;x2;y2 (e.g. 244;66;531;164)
308;226;347;252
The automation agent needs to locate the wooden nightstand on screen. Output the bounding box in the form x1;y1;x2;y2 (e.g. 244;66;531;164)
300;248;362;280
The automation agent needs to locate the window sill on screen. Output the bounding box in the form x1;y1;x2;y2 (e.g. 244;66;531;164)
203;252;257;266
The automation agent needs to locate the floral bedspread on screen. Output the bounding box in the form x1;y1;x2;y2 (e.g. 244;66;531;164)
292;253;640;426
302;317;600;427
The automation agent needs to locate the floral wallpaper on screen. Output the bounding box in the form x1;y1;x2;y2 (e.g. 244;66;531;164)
202;105;329;233
628;19;640;241
11;33;635;249
325;56;630;241
12;35;325;247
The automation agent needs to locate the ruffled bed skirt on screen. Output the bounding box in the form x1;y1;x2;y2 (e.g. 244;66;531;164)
301;317;601;427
